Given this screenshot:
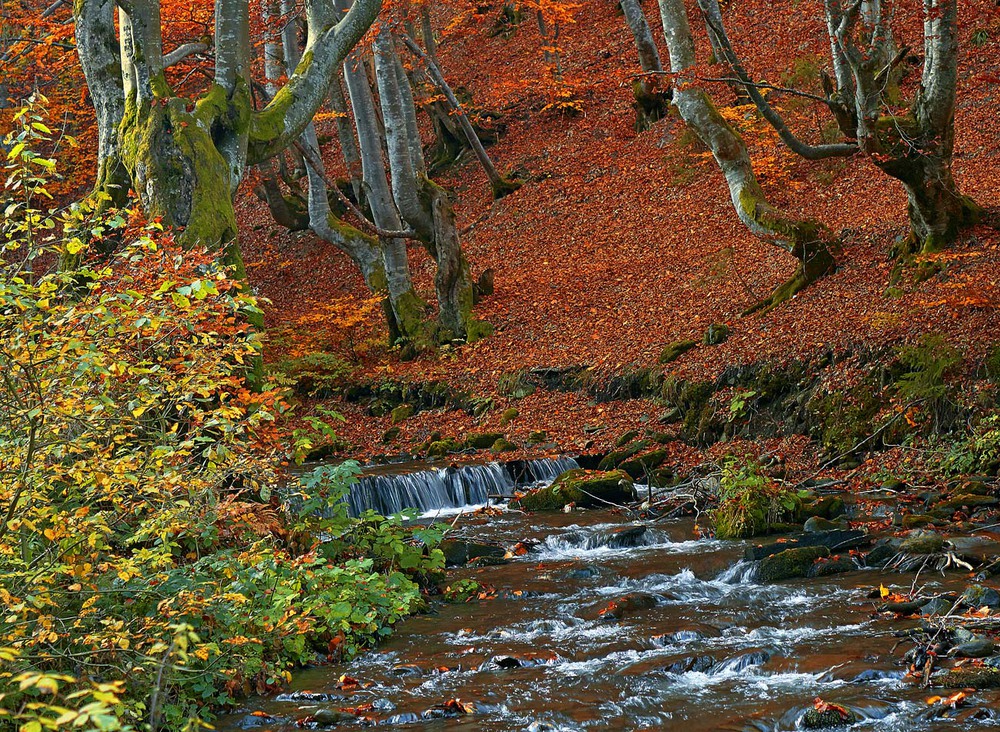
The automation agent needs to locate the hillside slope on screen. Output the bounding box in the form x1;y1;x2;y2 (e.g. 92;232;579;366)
237;0;1000;459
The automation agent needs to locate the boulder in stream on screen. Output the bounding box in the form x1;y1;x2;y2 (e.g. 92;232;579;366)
755;546;830;582
744;529;867;561
511;469;636;510
934;665;1000;689
961;584;1000;609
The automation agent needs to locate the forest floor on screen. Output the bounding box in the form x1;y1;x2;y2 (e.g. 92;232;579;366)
237;0;1000;468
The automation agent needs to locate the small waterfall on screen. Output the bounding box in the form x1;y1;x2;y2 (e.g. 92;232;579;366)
524;456;580;483
345;457;579;517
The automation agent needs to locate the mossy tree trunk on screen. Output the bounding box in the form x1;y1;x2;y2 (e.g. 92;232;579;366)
619;0;669;131
827;0;981;254
657;0;836;312
374;29;486;343
73;0;382;269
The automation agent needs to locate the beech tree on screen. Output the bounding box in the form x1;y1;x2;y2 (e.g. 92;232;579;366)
699;0;981;256
72;0;382;273
657;0;837;310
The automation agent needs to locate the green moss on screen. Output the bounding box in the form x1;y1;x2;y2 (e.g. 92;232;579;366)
511;469;635;511
703;323;730;346
491;437;516;452
659;339;697;364
465;432;505;450
756;546;829;582
390;404;415;424
500;408;519;424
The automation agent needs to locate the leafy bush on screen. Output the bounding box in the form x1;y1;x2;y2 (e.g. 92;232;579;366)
711;457;800;539
0;99;444;731
937;414;1000;476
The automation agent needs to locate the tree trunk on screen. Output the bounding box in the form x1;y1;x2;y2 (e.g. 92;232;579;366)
619;0;669;130
829;0;981;255
657;0;836;312
343;47;434;347
374;29;484;342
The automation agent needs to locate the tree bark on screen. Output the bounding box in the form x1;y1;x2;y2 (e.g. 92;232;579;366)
619;0;669;130
657;0;836;312
374;28;483;342
830;0;980;254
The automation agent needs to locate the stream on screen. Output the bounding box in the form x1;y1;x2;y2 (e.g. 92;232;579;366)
218;463;1000;731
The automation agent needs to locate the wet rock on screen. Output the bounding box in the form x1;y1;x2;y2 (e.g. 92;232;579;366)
881;599;925;614
712;650;770;674
440;539;507;567
851;668;906;682
864;543;897;567
951;635;996;658
275;691;344;703
808;556;856;577
313;709;358;725
511;469;636;510
566;565;599;580
604;526;649;549
659;655;715;674
899;530;944;555
934;665;1000;689
237;713;279;729
919;597;954;616
390;663;423;677
744;530;867;561
597;592;659;620
479;654;555;671
372;698;395;712
803;516;848;533
527;723;560;732
755;546;830;582
801;707;859;728
961;584;1000;608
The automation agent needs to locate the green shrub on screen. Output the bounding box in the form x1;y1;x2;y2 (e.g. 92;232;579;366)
711;458;800;539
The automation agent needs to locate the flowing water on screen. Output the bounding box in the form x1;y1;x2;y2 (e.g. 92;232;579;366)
220;468;1000;731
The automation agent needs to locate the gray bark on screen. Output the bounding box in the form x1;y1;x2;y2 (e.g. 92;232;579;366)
657;0;835;310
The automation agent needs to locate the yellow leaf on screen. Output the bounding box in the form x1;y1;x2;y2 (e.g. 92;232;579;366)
880;584;889;599
132;406;146;418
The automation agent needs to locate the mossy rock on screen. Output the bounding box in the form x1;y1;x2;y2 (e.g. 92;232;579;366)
801;708;859;728
902;514;936;529
935;493;999;513
598;440;650;470
427;438;460;457
803;516;848;533
465;432;505;450
390;404;415;424
899;531;944;554
527;430;548;444
799;496;846;520
755;546;830;582
934;665;1000;689
615;429;641;448
498;369;536;399
808;556;855;577
500;408;519;424
659;339;698;364
511;469;635;511
618;448;670;480
440;539;507;567
382;426;402;443
491;438;516;453
703;323;730;346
